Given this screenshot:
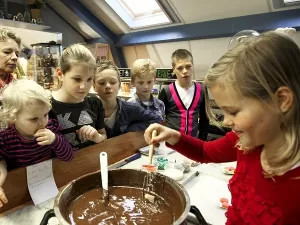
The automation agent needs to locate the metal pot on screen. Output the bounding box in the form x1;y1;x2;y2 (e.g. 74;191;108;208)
40;169;208;225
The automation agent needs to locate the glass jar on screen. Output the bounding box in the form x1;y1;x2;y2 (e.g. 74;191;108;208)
31;43;62;90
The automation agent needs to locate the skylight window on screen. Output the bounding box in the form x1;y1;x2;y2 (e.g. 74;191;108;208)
283;0;300;3
105;0;174;29
119;0;161;18
273;0;300;8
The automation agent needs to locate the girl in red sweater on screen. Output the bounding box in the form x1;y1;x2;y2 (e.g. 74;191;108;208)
145;31;300;225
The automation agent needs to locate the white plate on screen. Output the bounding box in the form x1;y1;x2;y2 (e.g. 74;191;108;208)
222;166;235;175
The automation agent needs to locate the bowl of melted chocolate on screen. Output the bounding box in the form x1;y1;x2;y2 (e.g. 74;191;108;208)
46;169;206;225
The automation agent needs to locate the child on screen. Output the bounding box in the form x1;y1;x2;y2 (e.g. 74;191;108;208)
145;32;300;224
128;59;165;121
51;44;107;150
93;60;162;138
158;49;209;140
0;79;74;207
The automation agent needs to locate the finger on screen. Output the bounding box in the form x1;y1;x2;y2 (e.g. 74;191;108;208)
78;127;89;140
36;136;47;142
151;136;163;145
78;128;90;141
34;131;48;138
82;126;95;140
0;189;7;204
87;128;97;139
76;128;84;141
144;124;161;143
37;140;49;146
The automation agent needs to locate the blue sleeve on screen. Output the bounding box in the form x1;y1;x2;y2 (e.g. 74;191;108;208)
158;87;169;114
126;103;162;132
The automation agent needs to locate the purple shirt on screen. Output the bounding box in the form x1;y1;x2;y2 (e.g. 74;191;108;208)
0;119;74;170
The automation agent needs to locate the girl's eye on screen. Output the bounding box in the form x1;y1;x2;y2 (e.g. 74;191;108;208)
177;67;183;71
30;118;38;121
87;78;93;82
73;78;81;82
186;65;191;69
229;112;237;116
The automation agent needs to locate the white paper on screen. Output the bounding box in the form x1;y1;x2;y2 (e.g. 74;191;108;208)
26;160;58;205
139;141;175;156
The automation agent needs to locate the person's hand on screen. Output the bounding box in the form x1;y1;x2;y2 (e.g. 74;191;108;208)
34;128;56;145
0;162;8;207
76;125;104;143
144;123;181;146
0;187;7;207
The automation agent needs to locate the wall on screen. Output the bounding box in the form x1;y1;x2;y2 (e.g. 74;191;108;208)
123;45;150;68
123;31;300;80
41;5;85;47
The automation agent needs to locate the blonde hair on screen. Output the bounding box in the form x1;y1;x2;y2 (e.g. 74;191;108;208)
205;31;300;177
59;44;96;74
131;59;156;81
0;28;21;47
95;60;120;83
0;80;51;129
171;49;193;68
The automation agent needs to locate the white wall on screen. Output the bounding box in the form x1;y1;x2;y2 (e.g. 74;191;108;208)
41;6;86;47
146;31;300;80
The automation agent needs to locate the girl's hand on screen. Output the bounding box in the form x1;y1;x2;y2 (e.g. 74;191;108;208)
34;129;56;145
0;187;7;207
144;123;181;146
76;125;104;143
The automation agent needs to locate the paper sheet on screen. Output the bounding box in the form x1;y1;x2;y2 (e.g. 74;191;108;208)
26;160;58;205
139;141;175;155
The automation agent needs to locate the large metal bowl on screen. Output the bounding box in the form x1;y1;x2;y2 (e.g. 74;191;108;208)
53;169;190;225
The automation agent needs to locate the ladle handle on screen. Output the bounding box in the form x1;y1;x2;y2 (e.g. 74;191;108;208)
148;130;157;165
39;209;55;225
100;152;108;191
189;205;210;225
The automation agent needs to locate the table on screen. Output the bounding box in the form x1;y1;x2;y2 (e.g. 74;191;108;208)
0;145;236;225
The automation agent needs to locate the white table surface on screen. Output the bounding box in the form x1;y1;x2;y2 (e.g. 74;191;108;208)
0;143;236;225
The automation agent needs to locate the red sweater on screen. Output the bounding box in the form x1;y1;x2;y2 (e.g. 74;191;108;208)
169;131;300;225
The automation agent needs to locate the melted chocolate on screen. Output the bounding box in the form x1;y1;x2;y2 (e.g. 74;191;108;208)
68;186;174;225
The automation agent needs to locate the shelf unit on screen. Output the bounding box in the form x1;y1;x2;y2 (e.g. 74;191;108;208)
0;18;50;31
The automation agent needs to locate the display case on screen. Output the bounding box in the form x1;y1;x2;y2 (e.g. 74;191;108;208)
31;43;62;90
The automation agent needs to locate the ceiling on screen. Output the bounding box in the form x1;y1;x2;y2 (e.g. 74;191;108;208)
46;0;300;40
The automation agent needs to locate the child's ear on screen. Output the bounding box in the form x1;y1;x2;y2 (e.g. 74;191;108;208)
275;86;294;113
56;68;64;81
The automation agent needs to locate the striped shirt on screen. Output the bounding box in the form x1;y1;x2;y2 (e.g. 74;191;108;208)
0;119;74;171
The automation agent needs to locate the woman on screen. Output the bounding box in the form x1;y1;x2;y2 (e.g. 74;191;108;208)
0;28;21;101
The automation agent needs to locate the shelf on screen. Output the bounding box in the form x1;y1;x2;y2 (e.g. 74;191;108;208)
0;19;50;31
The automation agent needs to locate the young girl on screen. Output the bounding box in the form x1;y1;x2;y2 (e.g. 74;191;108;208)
93;60;162;138
0;79;74;207
51;44;107;149
145;32;300;225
